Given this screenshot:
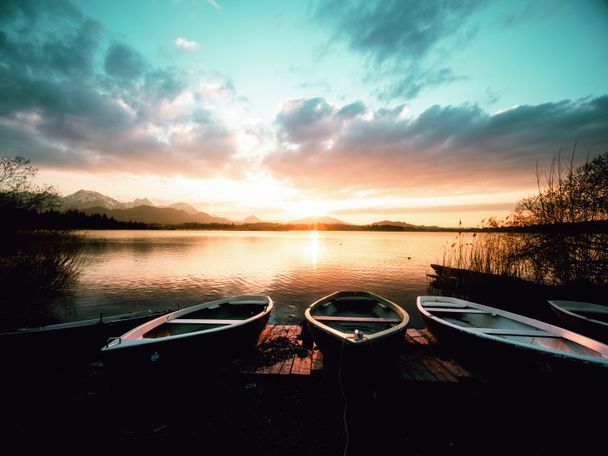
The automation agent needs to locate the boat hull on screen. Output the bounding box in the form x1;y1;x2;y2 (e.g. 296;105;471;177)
101;296;272;370
418;296;608;382
305;291;408;367
307;321;405;367
548;300;608;343
0;310;171;366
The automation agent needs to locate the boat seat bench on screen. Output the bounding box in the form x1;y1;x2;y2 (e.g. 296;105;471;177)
167;318;240;325
425;308;491;314
312;316;401;323
475;328;561;337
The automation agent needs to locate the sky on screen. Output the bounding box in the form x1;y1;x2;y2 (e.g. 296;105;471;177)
1;0;607;226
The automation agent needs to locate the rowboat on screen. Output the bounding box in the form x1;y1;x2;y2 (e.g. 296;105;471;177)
417;296;608;375
0;309;171;365
101;295;272;368
305;291;409;363
548;300;608;343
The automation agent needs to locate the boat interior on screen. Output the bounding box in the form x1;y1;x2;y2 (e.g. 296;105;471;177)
141;301;268;339
423;303;605;358
311;296;402;335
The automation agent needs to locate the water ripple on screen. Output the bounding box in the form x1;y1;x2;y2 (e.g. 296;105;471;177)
56;230;457;328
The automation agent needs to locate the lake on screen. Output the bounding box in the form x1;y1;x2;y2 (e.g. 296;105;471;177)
55;230;461;328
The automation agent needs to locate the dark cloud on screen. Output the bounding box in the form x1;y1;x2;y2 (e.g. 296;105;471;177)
315;0;486;99
275;97;336;144
337;101;366;118
317;0;485;62
104;43;146;82
267;96;608;195
0;0;241;177
144;69;187;102
0;0;82;26
377;66;467;101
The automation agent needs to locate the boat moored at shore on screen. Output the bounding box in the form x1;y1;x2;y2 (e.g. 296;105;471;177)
547;300;608;343
417;295;608;377
101;295;273;368
305;291;409;364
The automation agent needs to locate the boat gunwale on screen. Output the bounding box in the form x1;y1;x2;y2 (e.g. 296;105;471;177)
0;309;172;336
304;291;409;345
417;296;608;364
101;295;273;351
547;300;608;329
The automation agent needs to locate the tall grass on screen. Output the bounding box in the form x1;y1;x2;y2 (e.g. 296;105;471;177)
0;230;84;329
441;231;532;279
439;151;608;290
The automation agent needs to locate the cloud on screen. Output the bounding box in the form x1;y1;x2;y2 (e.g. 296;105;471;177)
316;0;485;63
266;96;608;196
0;0;248;177
175;37;198;50
104;43;146;81
314;0;486;99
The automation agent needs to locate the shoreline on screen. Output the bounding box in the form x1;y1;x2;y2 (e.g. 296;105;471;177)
4;325;606;455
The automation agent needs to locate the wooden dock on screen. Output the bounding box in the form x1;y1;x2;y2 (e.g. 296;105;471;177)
226;324;478;383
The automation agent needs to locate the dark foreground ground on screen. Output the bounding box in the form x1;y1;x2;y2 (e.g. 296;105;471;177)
2;350;606;456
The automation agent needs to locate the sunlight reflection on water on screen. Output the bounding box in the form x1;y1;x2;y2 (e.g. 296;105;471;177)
54;230;460;328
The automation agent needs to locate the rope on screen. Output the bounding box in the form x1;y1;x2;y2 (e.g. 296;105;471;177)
338;337;349;456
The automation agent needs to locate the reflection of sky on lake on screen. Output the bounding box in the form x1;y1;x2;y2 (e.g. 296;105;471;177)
55;230;462;328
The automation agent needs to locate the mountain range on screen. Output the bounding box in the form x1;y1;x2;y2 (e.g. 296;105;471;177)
60;190;420;228
62;190;232;225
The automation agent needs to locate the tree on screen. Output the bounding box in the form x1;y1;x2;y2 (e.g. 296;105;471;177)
513;151;608;226
0;156;59;213
0;156;82;329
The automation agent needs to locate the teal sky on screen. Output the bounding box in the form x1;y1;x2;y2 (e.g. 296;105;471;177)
1;0;608;225
75;0;608;118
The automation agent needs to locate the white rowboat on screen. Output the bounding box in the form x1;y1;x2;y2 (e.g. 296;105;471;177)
417;296;608;372
547;300;608;343
101;295;272;368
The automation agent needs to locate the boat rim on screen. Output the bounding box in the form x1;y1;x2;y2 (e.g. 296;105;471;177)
417;295;608;364
304;291;409;345
101;295;273;351
547;300;608;328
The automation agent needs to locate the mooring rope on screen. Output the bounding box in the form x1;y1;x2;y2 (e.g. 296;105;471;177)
338;336;349;456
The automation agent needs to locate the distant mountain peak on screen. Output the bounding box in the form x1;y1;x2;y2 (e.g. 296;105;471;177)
163;202;200;215
62;189;123;210
243;215;262;223
289;215;350;225
131;198;154;207
371;220;416;228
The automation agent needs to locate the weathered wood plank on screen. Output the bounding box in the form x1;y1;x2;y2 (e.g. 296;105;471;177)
419;328;439;345
296;351;312;376
400;354;438;382
256;325;273;345
406;328;422;337
261;325;291;374
291;353;303;375
231;325;482;383
420;355;458;383
435;357;473;379
311;345;324;372
278;326;302;375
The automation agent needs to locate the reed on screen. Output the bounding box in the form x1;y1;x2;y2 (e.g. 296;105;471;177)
438;150;608;292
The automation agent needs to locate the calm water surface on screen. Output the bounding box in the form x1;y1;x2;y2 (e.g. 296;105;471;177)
56;230;459;328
